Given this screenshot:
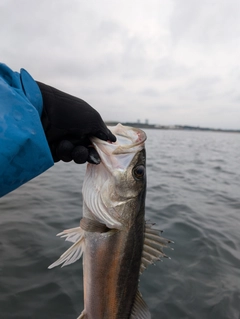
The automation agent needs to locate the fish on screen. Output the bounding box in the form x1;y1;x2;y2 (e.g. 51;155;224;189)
48;123;172;319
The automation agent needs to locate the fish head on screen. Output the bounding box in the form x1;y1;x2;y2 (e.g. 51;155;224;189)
83;123;147;229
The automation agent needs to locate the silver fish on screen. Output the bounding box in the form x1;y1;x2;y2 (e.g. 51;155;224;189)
49;123;172;319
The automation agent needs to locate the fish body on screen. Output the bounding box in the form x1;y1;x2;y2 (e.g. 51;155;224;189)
49;124;172;319
81;221;144;318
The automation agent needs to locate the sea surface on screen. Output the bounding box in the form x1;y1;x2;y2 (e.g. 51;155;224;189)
0;129;240;319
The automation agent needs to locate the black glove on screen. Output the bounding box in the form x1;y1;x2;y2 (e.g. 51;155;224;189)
37;82;116;164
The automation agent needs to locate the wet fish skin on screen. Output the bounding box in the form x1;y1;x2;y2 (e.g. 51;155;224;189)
82;224;144;318
81;148;146;319
49;124;172;319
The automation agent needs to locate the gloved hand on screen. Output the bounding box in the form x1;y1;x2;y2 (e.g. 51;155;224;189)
37;82;116;164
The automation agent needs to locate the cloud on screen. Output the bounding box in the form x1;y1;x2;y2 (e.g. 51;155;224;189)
154;58;190;80
139;88;160;97
0;0;239;129
170;0;240;46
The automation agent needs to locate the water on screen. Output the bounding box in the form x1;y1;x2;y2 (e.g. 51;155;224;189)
0;129;240;319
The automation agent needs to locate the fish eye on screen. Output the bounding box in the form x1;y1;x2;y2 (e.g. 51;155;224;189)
133;165;145;180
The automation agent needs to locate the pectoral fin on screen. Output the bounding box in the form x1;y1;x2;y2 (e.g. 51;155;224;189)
48;218;110;269
140;223;173;274
48;227;85;269
130;290;151;319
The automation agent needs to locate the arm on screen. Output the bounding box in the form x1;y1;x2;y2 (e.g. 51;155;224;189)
0;64;116;197
0;63;54;197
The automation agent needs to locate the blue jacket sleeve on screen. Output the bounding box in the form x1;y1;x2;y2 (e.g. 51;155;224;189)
0;63;54;197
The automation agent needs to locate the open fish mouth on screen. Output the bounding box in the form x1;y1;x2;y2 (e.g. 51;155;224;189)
91;123;147;171
109;123;147;150
92;123;147;149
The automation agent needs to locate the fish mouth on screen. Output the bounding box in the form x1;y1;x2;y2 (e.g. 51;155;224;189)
90;123;147;171
91;123;147;155
109;123;147;151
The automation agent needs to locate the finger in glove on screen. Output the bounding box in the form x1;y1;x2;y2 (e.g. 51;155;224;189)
87;147;101;164
94;129;116;143
56;140;74;162
72;146;89;164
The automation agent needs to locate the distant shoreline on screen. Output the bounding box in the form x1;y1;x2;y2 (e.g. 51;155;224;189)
105;121;240;134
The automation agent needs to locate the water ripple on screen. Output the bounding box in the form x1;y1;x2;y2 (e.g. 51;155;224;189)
1;130;240;318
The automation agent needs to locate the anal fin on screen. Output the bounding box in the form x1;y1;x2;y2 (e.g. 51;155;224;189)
140;222;173;274
77;310;86;319
130;290;151;319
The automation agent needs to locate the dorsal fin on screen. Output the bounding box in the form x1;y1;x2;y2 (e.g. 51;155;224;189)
140;223;173;274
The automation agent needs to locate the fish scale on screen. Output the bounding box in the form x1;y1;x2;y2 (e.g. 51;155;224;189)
49;124;172;319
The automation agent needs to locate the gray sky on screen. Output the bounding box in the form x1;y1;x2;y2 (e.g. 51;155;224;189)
1;0;240;129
